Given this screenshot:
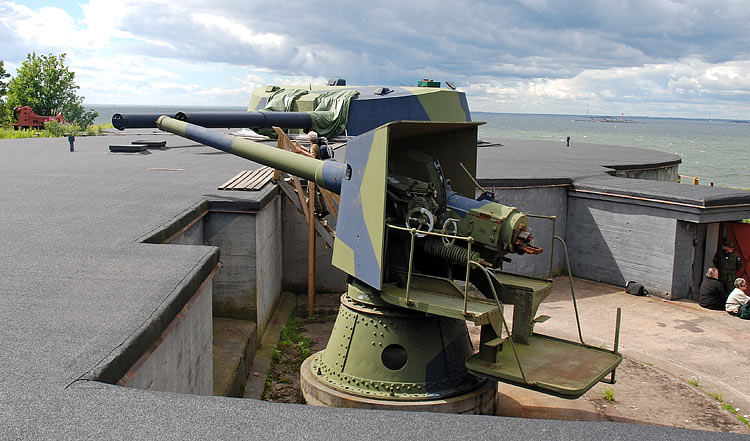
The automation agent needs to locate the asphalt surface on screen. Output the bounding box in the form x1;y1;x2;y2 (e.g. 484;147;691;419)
0;130;745;440
475;138;681;186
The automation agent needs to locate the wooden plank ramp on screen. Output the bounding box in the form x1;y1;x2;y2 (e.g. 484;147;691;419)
218;167;274;191
277;178;336;248
215;129;337;248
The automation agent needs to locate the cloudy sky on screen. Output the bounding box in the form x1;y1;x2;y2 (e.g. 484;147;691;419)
1;0;749;119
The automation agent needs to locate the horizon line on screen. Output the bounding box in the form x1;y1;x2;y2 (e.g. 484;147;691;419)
84;103;750;123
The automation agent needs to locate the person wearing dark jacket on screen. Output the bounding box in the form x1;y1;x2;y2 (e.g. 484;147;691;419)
699;267;727;310
714;241;742;294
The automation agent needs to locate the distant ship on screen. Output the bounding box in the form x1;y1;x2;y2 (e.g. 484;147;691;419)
574;113;634;123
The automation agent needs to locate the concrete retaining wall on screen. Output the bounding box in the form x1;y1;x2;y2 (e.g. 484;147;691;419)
613;164;679;182
164;195;284;337
255;196;283;337
205;211;258;321
124;282;214;395
202;197;284;337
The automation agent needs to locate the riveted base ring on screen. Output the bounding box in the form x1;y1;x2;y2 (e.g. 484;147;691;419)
301;354;497;414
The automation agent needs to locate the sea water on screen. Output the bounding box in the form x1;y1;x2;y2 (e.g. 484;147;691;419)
88;105;750;189
476;112;750;189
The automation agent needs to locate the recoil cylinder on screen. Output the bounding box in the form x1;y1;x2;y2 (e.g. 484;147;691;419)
422;238;482;265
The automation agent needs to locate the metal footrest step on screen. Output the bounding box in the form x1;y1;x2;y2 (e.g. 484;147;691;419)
488;271;554;344
466;333;622;399
381;274;501;326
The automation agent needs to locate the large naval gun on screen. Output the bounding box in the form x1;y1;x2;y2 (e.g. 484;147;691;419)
154;114;622;408
112;80;471;137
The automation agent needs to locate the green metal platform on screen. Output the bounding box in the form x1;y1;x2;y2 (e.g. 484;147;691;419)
465;333;622;399
381;274;501;327
381;272;621;399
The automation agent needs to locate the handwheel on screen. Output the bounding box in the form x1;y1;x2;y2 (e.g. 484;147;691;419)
442;218;459;247
405;207;434;237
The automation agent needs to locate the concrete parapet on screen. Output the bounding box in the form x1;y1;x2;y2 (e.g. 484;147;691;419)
119;277;214;395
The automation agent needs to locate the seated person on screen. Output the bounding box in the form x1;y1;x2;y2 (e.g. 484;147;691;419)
294;131;329;218
725;277;749;317
699;267;726;310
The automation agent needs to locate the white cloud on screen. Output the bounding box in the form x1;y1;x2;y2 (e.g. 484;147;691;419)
465;58;750;117
0;0;749;118
191;13;284;49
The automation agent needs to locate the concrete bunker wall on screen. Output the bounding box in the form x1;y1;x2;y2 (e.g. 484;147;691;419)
566;194;683;298
199;198;283;339
117;193;285;395
116;186;351;396
166;197;284;339
97;218;219;396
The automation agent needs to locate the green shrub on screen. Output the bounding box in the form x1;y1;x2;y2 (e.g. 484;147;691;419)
0;122;112;140
43;120;80;137
599;386;615;403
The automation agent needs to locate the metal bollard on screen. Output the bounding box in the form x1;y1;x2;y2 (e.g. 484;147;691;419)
68;135;75;152
566;136;570;147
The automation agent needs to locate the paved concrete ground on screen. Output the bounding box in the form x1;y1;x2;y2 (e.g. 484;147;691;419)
459;277;749;433
0;131;744;440
534;276;750;413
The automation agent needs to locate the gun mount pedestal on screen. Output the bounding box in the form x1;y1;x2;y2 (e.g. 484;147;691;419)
300;281;497;414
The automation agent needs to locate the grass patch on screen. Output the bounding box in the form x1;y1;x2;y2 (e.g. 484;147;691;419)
688;376;700;387
0;127;51;139
0;122;113;139
84;123;113;136
280;316;313;364
694;385;750;427
599;386;616;403
261;315;313;401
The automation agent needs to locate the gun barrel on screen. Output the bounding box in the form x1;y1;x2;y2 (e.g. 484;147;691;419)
112;113;171;130
156;116;348;194
113;111;314;131
175;111;313;130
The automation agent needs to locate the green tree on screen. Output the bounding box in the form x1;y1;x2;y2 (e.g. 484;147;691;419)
0;60;9;97
0;60;10;125
5;52;97;127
